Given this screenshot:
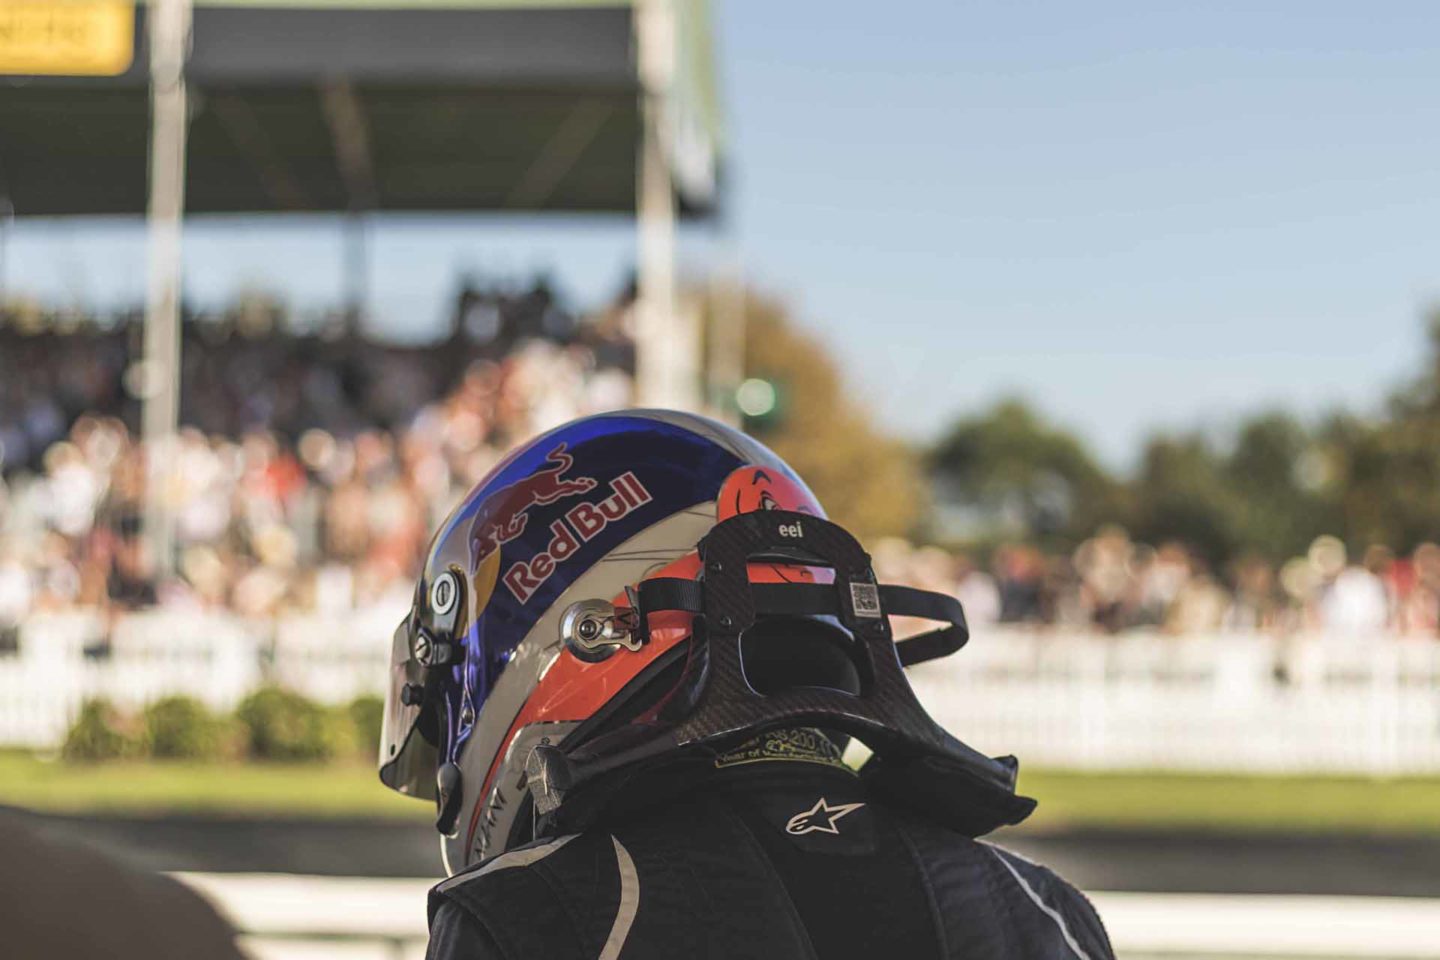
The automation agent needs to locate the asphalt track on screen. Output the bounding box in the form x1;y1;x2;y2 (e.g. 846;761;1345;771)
13;807;1440;897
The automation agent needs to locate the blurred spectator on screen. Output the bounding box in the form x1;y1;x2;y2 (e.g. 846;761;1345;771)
2;285;1438;643
1164;555;1228;635
1317;540;1390;635
0;277;635;617
993;544;1046;623
885;532;1436;640
1072;524;1133;633
1224;554;1277;631
1133;542;1189;627
0;539;30;653
953;554;1000;627
1401;543;1440;635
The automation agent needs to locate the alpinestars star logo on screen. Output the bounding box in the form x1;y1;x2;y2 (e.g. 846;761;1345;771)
785;797;866;836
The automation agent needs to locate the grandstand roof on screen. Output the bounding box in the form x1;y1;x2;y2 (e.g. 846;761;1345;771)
0;0;721;216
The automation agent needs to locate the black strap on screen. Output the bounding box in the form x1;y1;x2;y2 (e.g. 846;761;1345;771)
635;577;706;616
633;578;968;667
879;584;969;666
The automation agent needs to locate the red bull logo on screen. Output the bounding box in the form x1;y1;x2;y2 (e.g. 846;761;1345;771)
502;472;652;602
471;444;598;560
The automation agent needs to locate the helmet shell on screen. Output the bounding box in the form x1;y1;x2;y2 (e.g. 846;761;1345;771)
380;410;821;872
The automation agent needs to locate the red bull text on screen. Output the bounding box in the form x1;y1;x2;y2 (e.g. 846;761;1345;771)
501;472;653;603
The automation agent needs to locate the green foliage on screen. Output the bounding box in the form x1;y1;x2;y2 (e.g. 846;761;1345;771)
710;286;1440;566
326;704;360;759
141;696;229;761
1332;374;1440;554
1221;412;1341;559
1128;432;1240;565
1273;318;1440;556
236;686;350;762
346;694;384;761
928;310;1440;567
930;398;1122;546
58;690;375;766
61;699;136;763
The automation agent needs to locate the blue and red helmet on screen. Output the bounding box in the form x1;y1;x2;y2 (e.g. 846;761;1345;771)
381;410;1025;874
381;411;831;870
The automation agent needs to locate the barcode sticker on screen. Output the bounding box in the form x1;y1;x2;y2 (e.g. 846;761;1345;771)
850;582;882;619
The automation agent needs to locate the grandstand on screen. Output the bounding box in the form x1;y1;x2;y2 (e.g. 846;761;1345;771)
0;0;725;574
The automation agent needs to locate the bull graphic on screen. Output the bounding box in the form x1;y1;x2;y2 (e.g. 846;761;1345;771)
471;443;597;560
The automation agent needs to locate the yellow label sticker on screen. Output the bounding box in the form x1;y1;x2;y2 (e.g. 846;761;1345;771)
714;727;852;772
0;1;135;77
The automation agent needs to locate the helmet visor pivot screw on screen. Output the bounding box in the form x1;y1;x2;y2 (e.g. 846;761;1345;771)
560;599;642;661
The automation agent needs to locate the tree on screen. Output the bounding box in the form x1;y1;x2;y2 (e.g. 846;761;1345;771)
1128;432;1239;565
929;398;1120;547
1323;315;1440;553
1331;415;1440;554
1222;411;1341;561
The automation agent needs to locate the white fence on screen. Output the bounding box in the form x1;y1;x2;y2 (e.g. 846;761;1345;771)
910;629;1440;775
0;606;399;750
3;614;1439;774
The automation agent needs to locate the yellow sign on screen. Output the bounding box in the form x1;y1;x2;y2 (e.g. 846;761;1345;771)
0;1;135;77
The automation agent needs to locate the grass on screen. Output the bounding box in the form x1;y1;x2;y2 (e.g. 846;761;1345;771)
0;751;427;820
1017;768;1440;836
4;750;1440;835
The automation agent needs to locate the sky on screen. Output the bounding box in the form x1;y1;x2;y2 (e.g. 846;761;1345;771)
8;1;1440;469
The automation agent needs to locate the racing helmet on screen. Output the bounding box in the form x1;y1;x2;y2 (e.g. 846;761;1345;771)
380;410;1033;874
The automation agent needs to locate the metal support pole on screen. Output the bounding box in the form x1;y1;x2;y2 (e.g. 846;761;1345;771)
0;197;13;305
319;78;377;336
142;0;192;579
343;211;368;333
633;0;697;411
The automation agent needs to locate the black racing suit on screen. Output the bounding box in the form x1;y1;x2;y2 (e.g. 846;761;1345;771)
426;730;1113;960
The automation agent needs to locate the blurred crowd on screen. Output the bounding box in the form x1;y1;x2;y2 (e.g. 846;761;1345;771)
2;279;1437;642
874;527;1440;640
0;279;637;632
